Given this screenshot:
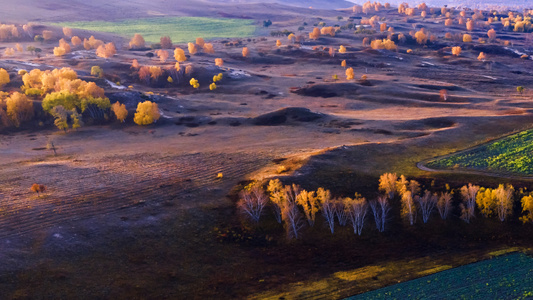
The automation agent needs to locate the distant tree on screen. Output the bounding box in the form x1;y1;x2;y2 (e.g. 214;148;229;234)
129;33;146;49
296;189;319;226
187;42;197;55
5;92;33;127
31;183;46;196
267;179;285;223
463;34;472;43
242;47;249;58
83;36;104;50
137;66;151;84
339;45;346;53
195;37;205;48
215;58;224;67
341;60;346;68
42;30;53;41
203;43;215;54
466;19;474;31
62;27;72;37
134;101;160;125
362;37;370;47
416;190;437;223
53;46;66;57
414;29;428;45
155;49;169;62
344;193;368;235
495;184;514;222
15;43;23;52
439;89;449;101
111;101;128;122
0;68;10;87
520;195;533;223
316;187;335;233
380;23;387;32
445;19;453;26
276;39;282;47
91;66;104;78
309;27;321;40
487;28;496;41
452;46;462;56
174;48;187;62
379;172;397;199
131;59;140;69
477;52;487;61
96;42;116;58
209;82;216;90
4;48;15;56
345;67;354;80
437;192;452;220
149;66;163;80
517;86;525;94
370;195;389;232
160;36;172;49
401;191;416;225
50;105;69;131
189;78;199;89
34;35;44;43
71;36;82;46
238;185;268;223
263;20;272;27
460;184;480;223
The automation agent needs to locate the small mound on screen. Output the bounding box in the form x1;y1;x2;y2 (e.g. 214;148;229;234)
291;83;359;98
252;107;323;126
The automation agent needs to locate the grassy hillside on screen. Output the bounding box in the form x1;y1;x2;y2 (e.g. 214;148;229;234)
51;17;256;44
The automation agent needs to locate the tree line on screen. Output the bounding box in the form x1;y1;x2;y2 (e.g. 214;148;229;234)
237;173;533;239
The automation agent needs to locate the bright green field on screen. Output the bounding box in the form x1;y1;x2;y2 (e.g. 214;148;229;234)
426;129;533;176
51;17;256;44
348;253;533;300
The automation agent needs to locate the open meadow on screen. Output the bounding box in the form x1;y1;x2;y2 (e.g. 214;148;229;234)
1;0;533;298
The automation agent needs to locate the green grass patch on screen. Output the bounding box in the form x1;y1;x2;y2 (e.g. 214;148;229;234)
51;17;256;44
426;129;533;176
348;253;533;299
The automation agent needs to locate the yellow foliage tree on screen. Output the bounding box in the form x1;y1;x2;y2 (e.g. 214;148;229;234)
42;30;53;41
195;37;205;48
15;43;23;52
296;189;319;226
111;101;128;122
83;36;104;50
466;19;474;31
134;101;160;125
0;68;10;87
341;60;346;68
203;43;215;54
215;58;224;67
463;34;472;42
188;42;197;55
63;27;73;37
96;42;116;58
478;52;487;60
414;29;428;45
189;78;199;89
520;195;533;223
346;67;354;80
309;28;321;40
487;28;496;41
71;36;82;46
339;45;346;53
5;92;33;127
276;40;282;47
156;49;169;62
4;48;15;56
445;19;453;26
174;48;187;62
452;46;461;56
209;82;217;90
129;33;146;49
242;47;249;58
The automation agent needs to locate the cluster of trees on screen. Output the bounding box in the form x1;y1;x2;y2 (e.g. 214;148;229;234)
0;24;20;41
0;92;34;128
237;173;533;240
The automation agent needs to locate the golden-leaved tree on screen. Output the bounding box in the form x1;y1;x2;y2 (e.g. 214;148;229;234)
96;42;116;58
0;68;10;87
134;101;160;125
5;92;33;127
174;48;187;62
111;101;128;122
129;34;145;49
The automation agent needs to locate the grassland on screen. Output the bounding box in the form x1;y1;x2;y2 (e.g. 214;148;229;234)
51;17;256;43
425;129;533;176
349;253;533;299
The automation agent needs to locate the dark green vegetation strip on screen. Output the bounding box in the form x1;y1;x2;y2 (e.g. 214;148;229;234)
347;253;533;300
426;129;533;175
51;17;256;43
